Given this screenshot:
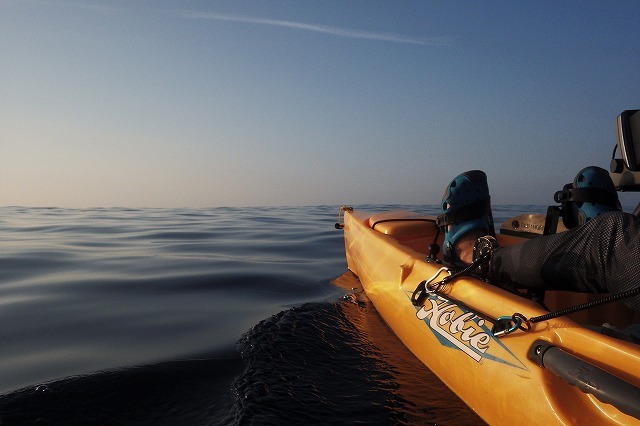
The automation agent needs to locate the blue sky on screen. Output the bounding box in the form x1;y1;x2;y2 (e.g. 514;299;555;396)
2;0;639;208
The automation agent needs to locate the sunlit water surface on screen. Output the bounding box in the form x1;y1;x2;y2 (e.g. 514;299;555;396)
0;205;544;424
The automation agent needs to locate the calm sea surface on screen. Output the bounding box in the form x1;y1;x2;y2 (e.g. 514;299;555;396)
0;204;545;425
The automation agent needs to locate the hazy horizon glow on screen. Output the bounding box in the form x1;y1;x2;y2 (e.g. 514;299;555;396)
2;1;639;208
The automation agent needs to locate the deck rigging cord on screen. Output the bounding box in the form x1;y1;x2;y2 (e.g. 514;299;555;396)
515;286;640;331
411;238;495;307
412;236;640;337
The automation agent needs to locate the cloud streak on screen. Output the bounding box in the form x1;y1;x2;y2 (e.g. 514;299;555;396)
178;11;451;46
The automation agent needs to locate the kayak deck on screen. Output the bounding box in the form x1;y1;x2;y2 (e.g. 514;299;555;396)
342;208;640;425
367;210;640;328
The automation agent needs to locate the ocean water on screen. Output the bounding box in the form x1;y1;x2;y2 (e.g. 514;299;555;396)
0;204;544;425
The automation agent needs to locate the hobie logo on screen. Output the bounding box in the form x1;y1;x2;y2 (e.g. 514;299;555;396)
416;296;491;362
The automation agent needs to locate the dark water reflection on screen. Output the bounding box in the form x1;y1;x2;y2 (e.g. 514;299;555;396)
0;205;538;424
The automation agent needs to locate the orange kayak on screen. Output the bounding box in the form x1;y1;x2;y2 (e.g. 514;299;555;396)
339;207;640;425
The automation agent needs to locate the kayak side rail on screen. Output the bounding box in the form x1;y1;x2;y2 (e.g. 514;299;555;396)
528;339;640;420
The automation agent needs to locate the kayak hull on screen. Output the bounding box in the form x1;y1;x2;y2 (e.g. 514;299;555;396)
342;208;640;425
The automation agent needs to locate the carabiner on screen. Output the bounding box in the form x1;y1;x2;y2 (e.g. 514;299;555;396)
425;267;452;294
411;267;451;306
491;315;523;337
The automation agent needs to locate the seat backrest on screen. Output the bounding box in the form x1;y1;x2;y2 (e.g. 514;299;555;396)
611;109;640;191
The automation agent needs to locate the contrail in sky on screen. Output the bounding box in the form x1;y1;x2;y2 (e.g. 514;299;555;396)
178;11;451;46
